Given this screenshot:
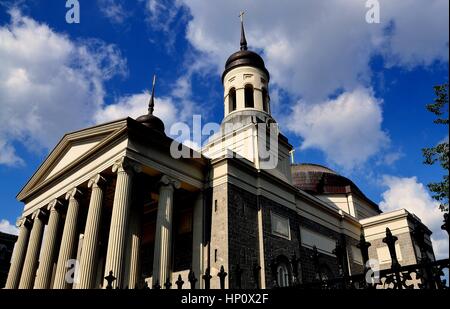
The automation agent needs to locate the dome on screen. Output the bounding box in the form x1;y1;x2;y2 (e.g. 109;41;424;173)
135;75;165;135
222;50;270;82
291;163;381;213
291;163;359;195
291;163;337;175
222;12;270;82
136;113;165;134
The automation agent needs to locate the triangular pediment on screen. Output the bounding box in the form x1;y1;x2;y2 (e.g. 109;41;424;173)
44;137;102;181
17;119;128;201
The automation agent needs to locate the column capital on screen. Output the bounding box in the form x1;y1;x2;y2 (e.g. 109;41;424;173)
16;217;32;229
65;188;82;201
88;174;107;189
31;208;47;221
47;199;63;212
159;175;181;190
112;157;142;175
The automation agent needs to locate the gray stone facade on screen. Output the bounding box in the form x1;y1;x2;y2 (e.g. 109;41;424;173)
259;195;301;287
368;232;418;271
297;216;341;282
227;184;260;289
217;183;368;288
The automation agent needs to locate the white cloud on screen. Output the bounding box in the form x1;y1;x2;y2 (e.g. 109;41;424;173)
94;92;179;131
172;0;447;168
379;175;448;259
143;0;187;49
380;0;449;68
0;138;24;166
0;219;19;235
179;0;448;101
285;88;390;170
0;10;127;165
377;150;404;166
145;0;181;31
97;0;129;24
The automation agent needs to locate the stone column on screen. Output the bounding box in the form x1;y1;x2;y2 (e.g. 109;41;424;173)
34;200;62;289
77;174;106;289
53;188;82;289
19;209;46;289
192;191;204;288
152;175;180;286
5;218;32;289
127;204;142;289
103;158;140;288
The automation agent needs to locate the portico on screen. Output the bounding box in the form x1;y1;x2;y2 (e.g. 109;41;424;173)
6;113;208;289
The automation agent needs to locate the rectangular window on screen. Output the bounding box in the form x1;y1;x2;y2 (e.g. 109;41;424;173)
300;227;335;255
271;212;291;239
376;244;403;264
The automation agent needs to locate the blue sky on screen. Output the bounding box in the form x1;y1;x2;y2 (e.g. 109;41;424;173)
0;1;448;256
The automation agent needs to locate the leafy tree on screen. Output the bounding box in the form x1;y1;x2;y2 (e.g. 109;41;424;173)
422;83;449;212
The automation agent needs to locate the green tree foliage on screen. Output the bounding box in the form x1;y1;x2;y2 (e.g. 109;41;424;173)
422;83;449;212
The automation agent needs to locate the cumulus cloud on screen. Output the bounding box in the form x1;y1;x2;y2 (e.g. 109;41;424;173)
380;0;449;68
0;10;127;165
0;138;24;166
167;0;448;169
285;88;390;170
93;92;179;131
0;219;19;235
379;175;448;259
178;0;448;101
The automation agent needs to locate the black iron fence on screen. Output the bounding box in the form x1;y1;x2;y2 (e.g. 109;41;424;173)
289;213;450;290
104;213;449;290
104;266;227;289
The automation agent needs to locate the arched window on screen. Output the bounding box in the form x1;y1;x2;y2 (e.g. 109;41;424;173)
229;87;236;112
244;84;254;108
262;87;269;112
277;263;290;287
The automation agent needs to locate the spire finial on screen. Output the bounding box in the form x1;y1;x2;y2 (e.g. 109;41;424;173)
148;74;156;115
239;11;247;51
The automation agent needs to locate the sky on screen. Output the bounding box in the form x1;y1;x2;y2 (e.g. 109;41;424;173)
0;0;448;258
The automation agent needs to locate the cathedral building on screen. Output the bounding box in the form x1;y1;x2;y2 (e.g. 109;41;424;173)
5;17;434;290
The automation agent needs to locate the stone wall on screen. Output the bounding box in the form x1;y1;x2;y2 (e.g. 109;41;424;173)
211;182;365;288
260;195;301;287
297;216;341;283
345;235;365;275
227;184;260;289
209;183;229;289
368;232;418;270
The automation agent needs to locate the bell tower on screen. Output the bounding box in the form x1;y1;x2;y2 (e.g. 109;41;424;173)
203;12;292;183
222;11;273;124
